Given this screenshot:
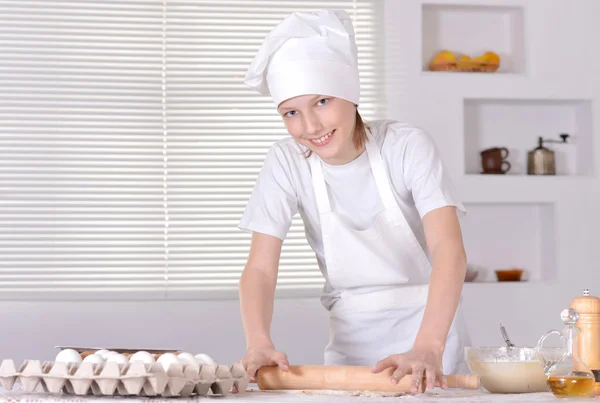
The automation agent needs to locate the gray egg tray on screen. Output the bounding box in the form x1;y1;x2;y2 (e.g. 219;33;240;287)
0;359;249;397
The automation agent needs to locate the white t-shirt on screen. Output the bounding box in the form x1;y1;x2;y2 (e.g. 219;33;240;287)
238;120;466;297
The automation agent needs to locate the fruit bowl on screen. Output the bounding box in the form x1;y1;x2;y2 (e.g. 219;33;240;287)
429;61;499;73
429;50;500;72
465;346;562;393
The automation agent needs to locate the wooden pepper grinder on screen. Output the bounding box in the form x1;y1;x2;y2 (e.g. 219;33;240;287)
570;288;600;396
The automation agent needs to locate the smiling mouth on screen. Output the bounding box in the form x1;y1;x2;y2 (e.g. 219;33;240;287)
309;130;335;147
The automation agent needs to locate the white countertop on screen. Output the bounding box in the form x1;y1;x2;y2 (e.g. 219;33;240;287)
1;388;599;402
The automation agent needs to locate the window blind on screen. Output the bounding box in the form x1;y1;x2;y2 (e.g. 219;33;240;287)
0;0;385;300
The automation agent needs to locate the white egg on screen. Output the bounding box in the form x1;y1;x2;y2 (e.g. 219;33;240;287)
105;353;129;365
102;351;119;361
129;351;155;364
176;352;196;365
94;349;111;359
157;353;180;371
83;354;104;364
177;352;200;372
194;353;217;366
55;349;82;364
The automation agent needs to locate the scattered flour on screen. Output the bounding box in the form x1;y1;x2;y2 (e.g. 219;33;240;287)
298;390;441;398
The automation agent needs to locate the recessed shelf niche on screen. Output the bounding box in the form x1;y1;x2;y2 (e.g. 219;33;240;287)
464;98;593;176
460;202;556;283
422;4;525;74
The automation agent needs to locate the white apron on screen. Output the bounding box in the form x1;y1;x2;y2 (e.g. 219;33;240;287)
308;130;471;375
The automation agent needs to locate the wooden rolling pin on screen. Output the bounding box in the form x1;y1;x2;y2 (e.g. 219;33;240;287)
256;365;479;393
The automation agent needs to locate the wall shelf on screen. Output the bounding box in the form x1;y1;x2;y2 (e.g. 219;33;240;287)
463;98;594;176
464;280;552;287
422;4;525;74
455;175;596;204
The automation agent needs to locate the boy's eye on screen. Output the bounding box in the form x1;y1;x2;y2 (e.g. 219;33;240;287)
318;98;329;105
285;111;298;117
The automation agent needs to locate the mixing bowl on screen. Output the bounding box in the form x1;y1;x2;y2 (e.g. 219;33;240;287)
465;346;563;393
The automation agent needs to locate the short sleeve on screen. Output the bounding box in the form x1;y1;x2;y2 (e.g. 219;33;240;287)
238;144;299;241
402;130;467;219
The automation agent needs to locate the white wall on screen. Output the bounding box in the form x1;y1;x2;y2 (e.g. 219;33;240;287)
2;0;600;370
382;0;600;356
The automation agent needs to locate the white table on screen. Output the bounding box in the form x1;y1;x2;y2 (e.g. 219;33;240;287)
1;388;599;402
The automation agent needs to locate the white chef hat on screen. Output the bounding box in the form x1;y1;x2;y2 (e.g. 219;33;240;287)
244;9;360;108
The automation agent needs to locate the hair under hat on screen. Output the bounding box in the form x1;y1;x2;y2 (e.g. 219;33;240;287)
244;9;360;107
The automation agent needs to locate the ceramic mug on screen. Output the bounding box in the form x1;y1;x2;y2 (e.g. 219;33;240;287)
481;147;511;174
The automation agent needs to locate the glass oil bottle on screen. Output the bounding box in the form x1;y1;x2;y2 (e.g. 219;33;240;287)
538;308;595;398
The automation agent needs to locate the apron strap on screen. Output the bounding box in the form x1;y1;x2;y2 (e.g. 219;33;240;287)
364;130;398;210
309;154;332;213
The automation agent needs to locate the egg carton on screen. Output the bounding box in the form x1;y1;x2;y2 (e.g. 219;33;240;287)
0;359;249;397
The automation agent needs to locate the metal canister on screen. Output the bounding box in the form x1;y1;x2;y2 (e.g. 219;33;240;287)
527;136;556;175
